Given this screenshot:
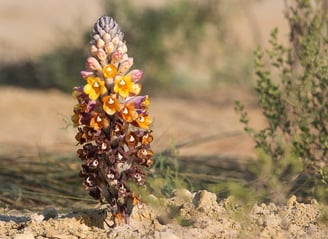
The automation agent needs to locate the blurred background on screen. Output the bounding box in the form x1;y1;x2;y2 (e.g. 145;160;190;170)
0;0;289;209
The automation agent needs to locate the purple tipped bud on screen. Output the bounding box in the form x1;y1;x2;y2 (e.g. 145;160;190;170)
86;57;102;72
129;69;144;82
80;71;94;79
111;51;123;64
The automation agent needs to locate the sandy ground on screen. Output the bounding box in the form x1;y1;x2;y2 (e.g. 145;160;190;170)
1;190;328;239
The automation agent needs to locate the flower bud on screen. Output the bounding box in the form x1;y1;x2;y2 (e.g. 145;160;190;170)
125;95;148;111
112;36;120;46
105;42;114;54
90;45;98;56
103;33;111;42
129;69;143;82
118;58;134;74
111;51;123;64
118;43;127;54
97;49;107;63
80;71;94;79
97;38;105;49
86;57;102;72
121;53;129;61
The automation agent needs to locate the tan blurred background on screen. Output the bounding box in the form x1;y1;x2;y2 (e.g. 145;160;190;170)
0;0;288;63
0;0;288;157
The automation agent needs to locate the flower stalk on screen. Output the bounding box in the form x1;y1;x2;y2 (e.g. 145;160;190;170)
72;16;153;225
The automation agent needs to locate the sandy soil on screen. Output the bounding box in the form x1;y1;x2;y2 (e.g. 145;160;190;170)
1;190;328;239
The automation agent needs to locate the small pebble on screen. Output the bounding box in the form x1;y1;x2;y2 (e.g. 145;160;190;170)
42;207;58;220
30;213;44;223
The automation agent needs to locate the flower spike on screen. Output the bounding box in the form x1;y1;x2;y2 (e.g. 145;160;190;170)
72;16;153;226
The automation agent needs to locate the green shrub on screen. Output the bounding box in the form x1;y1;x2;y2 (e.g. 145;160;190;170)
235;0;328;202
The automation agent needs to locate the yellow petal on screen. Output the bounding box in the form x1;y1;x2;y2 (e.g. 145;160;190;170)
83;84;92;95
103;64;117;78
136;114;152;129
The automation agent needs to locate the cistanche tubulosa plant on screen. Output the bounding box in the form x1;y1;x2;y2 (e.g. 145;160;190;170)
71;16;154;225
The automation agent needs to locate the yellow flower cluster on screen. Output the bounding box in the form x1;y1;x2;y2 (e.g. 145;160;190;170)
80;50;151;129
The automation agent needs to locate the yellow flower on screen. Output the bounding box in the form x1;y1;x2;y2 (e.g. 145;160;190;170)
102;94;120;115
90;113;109;130
141;130;153;145
132;83;142;96
103;64;117;78
83;77;107;100
135;113;152;129
114;75;135;98
120;103;138;122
